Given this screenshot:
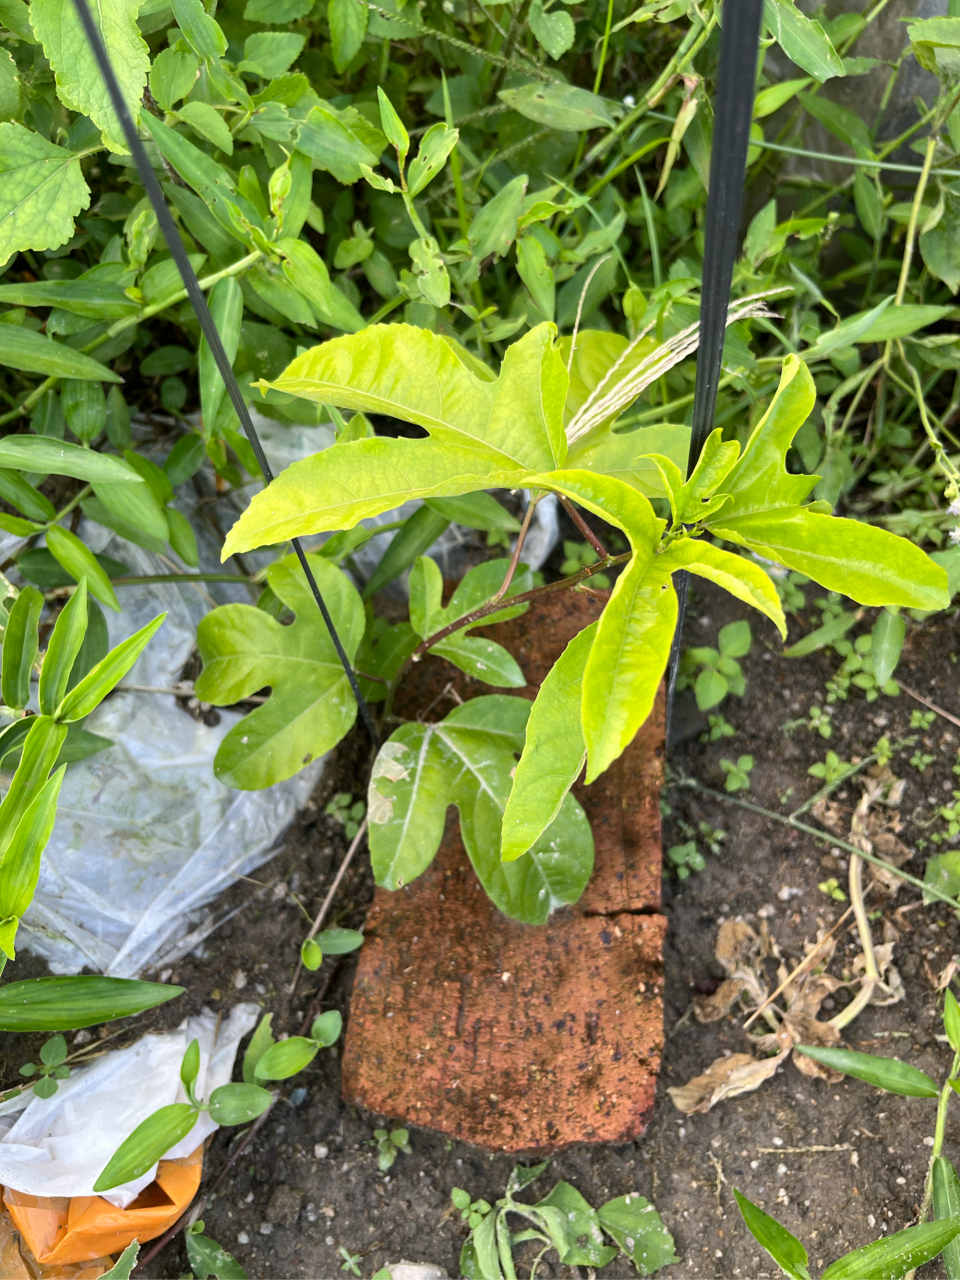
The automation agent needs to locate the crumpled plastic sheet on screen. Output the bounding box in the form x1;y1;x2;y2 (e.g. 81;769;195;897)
0;1004;258;1207
8;413;559;978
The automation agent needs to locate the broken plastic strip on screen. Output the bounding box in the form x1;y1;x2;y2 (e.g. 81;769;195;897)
69;0;381;750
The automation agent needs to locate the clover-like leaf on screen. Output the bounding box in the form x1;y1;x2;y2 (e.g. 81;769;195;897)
195;553;365;788
367;695;593;922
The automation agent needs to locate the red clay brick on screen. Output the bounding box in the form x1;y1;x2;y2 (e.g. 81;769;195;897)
341;593;666;1152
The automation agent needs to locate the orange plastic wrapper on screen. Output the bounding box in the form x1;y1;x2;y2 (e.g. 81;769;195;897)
1;1146;202;1268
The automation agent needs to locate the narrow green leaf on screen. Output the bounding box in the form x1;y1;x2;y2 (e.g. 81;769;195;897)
497;83;615;131
0;323;121;382
38;581;88;715
55;612;166;723
242;1013;275;1085
93;1104;198;1193
0;974;182;1032
933;1158;960;1280
734;1189;810;1280
170;0;227;62
501;622;596;862
253;1036;319;1080
1;585;43;710
423;492;520;533
0;765;65;924
822;1219;960;1280
0;438;140;483
516;234;555;321
362;506;449;600
200;276;243;437
377;86;409;165
0;280;137;319
871;609;904;686
946;991;960;1055
795;1046;939;1096
46;527;119;613
783;609;859;657
763;0;844;82
407;122;458;197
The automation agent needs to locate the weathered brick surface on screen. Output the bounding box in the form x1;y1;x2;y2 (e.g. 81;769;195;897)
341;593;666;1152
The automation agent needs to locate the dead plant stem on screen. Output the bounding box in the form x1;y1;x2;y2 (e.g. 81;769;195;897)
490;497;538;605
288;817;368;994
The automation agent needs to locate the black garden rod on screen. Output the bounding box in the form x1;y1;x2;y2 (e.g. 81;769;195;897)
71;0;381;749
665;0;765;740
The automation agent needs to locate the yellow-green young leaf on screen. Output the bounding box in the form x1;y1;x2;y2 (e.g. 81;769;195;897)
30;0;149;153
46;526;120;613
0;974;182;1032
0;765;65;921
932;1157;960;1280
301;937;322;969
712;507;948;611
0;124;90;258
0;324;121;383
208;1082;272;1125
567;424;690;499
753;77;814;119
38;581;88;715
659;540;787;638
0;717;68;858
707;356;949;611
367;696;593;922
501;621;597;862
229;324;570;555
195;553;364;788
1;585;43;711
821;1220;960;1280
93;1104;198;1193
55;613;166;723
523;469;669;781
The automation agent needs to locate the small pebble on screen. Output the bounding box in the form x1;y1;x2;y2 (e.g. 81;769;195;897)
237;1232;249;1245
259;1223;273;1235
325;1235;335;1247
314;1143;329;1159
245;1192;255;1204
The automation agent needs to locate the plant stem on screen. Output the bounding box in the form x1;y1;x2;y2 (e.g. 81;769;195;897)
559;494;607;558
914;1049;960;1250
894;133;937;308
592;0;615;95
490;496;537;604
829;852;877;1029
288;817;368;995
673;776;960;913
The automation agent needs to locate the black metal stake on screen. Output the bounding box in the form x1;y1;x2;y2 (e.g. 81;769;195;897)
665;0;764;745
70;0;381;749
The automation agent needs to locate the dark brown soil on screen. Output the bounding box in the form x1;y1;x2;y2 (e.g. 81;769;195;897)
2;582;960;1280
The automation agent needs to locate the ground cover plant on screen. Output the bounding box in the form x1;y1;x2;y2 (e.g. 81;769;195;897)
0;0;959;1274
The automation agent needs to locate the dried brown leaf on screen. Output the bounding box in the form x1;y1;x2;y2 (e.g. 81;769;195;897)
693;977;751;1023
667;1050;789;1114
811;797;845;833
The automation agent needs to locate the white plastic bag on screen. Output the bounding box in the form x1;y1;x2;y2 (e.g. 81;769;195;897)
0;1004;258;1207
